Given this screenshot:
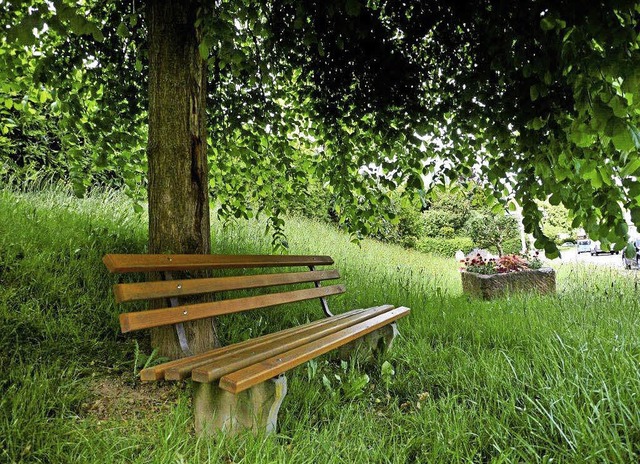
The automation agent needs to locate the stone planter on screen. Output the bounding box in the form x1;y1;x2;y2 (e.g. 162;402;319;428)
461;267;556;300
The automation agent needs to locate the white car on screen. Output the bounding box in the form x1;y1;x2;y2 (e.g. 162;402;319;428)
590;241;619;256
576;239;591;254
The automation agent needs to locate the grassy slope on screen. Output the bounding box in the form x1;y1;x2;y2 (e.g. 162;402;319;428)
1;186;640;463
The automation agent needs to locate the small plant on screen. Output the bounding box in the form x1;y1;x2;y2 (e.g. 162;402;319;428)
498;254;529;272
524;251;543;269
380;360;395;390
461;252;542;275
132;341;169;377
320;360;371;401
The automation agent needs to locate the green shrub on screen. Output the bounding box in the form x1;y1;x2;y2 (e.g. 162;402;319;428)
397;202;426;240
484;238;523;256
425;188;472;231
501;238;523;255
422;209;455;237
401;235;418;249
439;226;455;238
366;191;426;246
416;236;474;257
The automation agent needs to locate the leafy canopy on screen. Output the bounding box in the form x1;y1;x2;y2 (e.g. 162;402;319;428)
2;0;640;255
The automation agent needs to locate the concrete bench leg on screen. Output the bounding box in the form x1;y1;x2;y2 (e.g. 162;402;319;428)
193;375;287;436
337;322;399;362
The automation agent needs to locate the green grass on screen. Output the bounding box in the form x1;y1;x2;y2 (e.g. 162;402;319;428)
2;185;640;462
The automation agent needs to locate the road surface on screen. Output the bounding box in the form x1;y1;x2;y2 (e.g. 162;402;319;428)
555;247;625;268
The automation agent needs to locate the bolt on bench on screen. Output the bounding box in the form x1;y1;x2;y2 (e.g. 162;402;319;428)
103;253;409;435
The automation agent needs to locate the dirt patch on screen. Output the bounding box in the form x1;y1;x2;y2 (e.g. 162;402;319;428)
82;374;186;422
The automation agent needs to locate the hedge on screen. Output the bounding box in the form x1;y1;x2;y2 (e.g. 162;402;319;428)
416;236;475;257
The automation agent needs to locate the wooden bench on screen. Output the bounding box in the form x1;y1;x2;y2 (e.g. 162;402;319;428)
103;253;409;435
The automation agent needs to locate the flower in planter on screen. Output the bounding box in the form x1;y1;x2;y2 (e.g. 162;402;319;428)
461;252;542;275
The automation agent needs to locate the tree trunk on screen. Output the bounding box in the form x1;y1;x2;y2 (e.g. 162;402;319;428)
147;0;217;359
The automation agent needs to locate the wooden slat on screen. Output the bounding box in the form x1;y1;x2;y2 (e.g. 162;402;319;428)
119;285;346;333
114;270;340;304
139;307;370;381
188;305;395;382
103;254;334;274
218;307;410;394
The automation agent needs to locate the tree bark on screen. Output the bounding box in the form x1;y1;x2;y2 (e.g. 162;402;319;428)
147;0;217;359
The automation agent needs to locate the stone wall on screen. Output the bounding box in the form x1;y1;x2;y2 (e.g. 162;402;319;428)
461;268;556;300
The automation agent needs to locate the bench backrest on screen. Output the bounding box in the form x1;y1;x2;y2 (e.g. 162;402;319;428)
103;254;342;334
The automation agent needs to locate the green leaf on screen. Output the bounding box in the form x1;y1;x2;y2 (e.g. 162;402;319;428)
611;123;634;152
199;42;209;60
549;194;561;206
598;167;612;186
631;207;640;225
569;126;596;148
8;14;41;45
582;165;602;188
625;243;636;259
630;125;640;149
407;175;423;190
544;240;559;258
381;360;394;379
531;117;546;130
620;158;640;177
609;95;627;118
591;101;613;131
91;27;104;42
530;85;539;101
116;22;128;39
540;17;555;31
615;221;628;238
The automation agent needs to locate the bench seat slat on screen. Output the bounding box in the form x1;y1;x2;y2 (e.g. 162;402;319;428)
114;270;340;303
104;254;334;273
119;285;346;333
218;306;410;394
140;307;370;381
188;305;395;382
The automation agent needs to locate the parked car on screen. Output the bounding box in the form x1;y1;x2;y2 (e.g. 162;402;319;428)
576;239;592;254
622;239;640;269
590;241;619;256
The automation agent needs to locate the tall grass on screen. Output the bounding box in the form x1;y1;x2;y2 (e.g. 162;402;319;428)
1;185;640;462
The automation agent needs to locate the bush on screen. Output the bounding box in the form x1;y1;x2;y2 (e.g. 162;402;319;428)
416;236;474;257
439;226;455;238
395;196;426;239
366;191;426;246
287;181;335;222
501;238;523;255
426;188;472;231
422;209;455;237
